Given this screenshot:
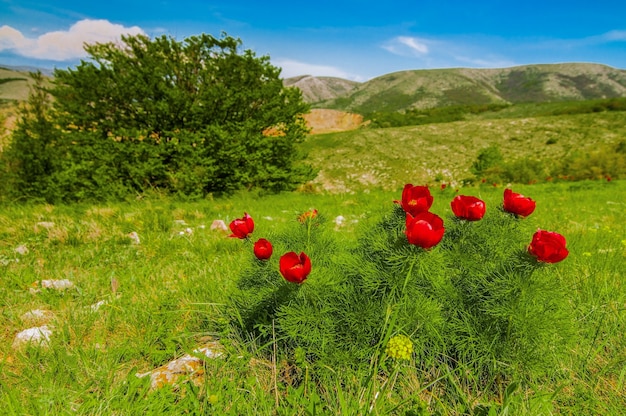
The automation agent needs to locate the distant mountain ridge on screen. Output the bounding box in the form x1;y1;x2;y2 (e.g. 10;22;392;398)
285;63;626;114
283;75;359;104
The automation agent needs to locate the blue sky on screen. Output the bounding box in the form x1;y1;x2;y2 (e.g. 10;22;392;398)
1;0;625;81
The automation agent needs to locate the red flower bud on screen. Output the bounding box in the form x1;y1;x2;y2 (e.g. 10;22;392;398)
279;251;311;284
405;211;445;249
253;238;273;260
528;230;569;263
398;184;433;216
229;212;254;239
451;195;486;221
298;209;318;223
503;188;536;217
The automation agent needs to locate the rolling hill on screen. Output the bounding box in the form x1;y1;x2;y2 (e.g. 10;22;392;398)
286;63;626;114
0;66;46;102
283;75;359;104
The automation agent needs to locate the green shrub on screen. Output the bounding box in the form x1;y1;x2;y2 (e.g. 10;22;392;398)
554;141;626;180
471;145;504;178
232;191;575;390
1;33;314;202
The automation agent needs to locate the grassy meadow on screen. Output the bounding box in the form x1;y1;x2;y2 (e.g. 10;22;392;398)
0;179;624;414
304;111;625;193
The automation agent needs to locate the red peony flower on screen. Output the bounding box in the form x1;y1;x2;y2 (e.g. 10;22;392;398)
279;251;312;284
503;188;536;217
229;212;254;239
451;195;486;221
405;211;445;249
253;238;273;260
528;229;569;263
398;184;433;217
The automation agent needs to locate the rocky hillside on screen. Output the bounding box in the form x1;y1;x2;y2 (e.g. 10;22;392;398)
283;75;360;104
288;63;626;114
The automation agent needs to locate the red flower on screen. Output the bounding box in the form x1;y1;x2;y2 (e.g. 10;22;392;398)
279;252;312;284
405;211;445;249
528;230;569;263
253;238;273;260
451;195;486;221
503;188;536;217
440;183;447;190
398;184;433;216
229;212;254;239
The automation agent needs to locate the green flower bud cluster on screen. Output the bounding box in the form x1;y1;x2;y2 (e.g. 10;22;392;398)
386;335;413;360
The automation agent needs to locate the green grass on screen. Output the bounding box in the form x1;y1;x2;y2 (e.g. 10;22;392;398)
0;180;624;414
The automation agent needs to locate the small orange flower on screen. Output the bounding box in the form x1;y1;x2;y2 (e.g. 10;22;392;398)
298;209;318;223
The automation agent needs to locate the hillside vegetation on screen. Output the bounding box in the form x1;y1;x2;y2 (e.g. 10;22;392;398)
303;111;626;192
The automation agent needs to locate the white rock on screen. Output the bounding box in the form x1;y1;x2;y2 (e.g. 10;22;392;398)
136;341;224;389
334;215;345;226
195;345;223;359
128;231;140;245
14;245;29;255
13;325;52;348
184;227;193;235
90;300;107;312
39;279;74;290
210;220;228;231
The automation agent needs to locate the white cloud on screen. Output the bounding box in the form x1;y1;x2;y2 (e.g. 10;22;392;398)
0;26;31;50
382;36;430;57
397;36;429;54
601;30;626;41
274;58;365;81
0;19;145;61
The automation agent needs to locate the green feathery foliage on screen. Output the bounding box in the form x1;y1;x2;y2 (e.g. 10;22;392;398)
232;192;576;390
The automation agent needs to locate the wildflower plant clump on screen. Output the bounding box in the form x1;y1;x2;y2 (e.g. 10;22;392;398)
230;185;575;390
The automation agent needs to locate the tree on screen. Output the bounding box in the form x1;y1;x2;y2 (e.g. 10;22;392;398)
0;72;59;201
5;33;313;201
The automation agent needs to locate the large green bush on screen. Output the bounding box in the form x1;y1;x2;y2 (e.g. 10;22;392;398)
1;33;313;202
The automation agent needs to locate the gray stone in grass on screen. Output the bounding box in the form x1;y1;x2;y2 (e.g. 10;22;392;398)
40;279;74;290
30;279;75;294
12;325;53;349
128;231;141;245
14;245;29;255
136;341;224;389
210;220;228;231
